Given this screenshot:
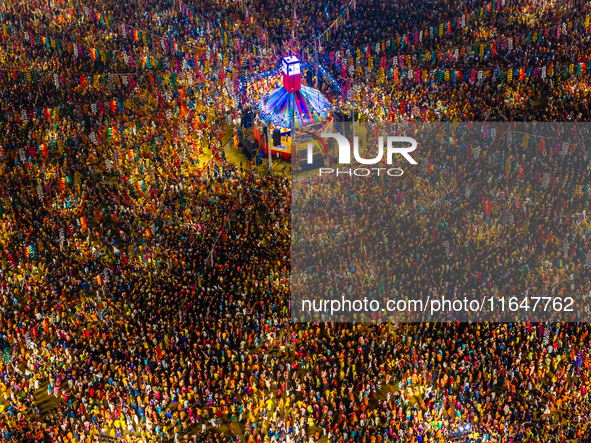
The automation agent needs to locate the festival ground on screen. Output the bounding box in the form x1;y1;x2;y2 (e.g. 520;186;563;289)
2;328;583;443
4;0;591;442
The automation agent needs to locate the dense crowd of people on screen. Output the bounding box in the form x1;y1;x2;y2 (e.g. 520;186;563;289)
292;122;591;323
1;0;591;442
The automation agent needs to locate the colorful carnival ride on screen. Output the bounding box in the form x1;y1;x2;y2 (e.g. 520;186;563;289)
254;56;333;160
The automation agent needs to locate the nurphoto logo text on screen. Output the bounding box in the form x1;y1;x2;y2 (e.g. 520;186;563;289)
308;133;417;176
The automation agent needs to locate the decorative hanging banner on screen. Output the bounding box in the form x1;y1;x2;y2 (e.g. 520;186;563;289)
352;2;590;63
346;18;584;73
0;0;276;76
0;76;215;126
301;0;355;53
0;68;138;92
